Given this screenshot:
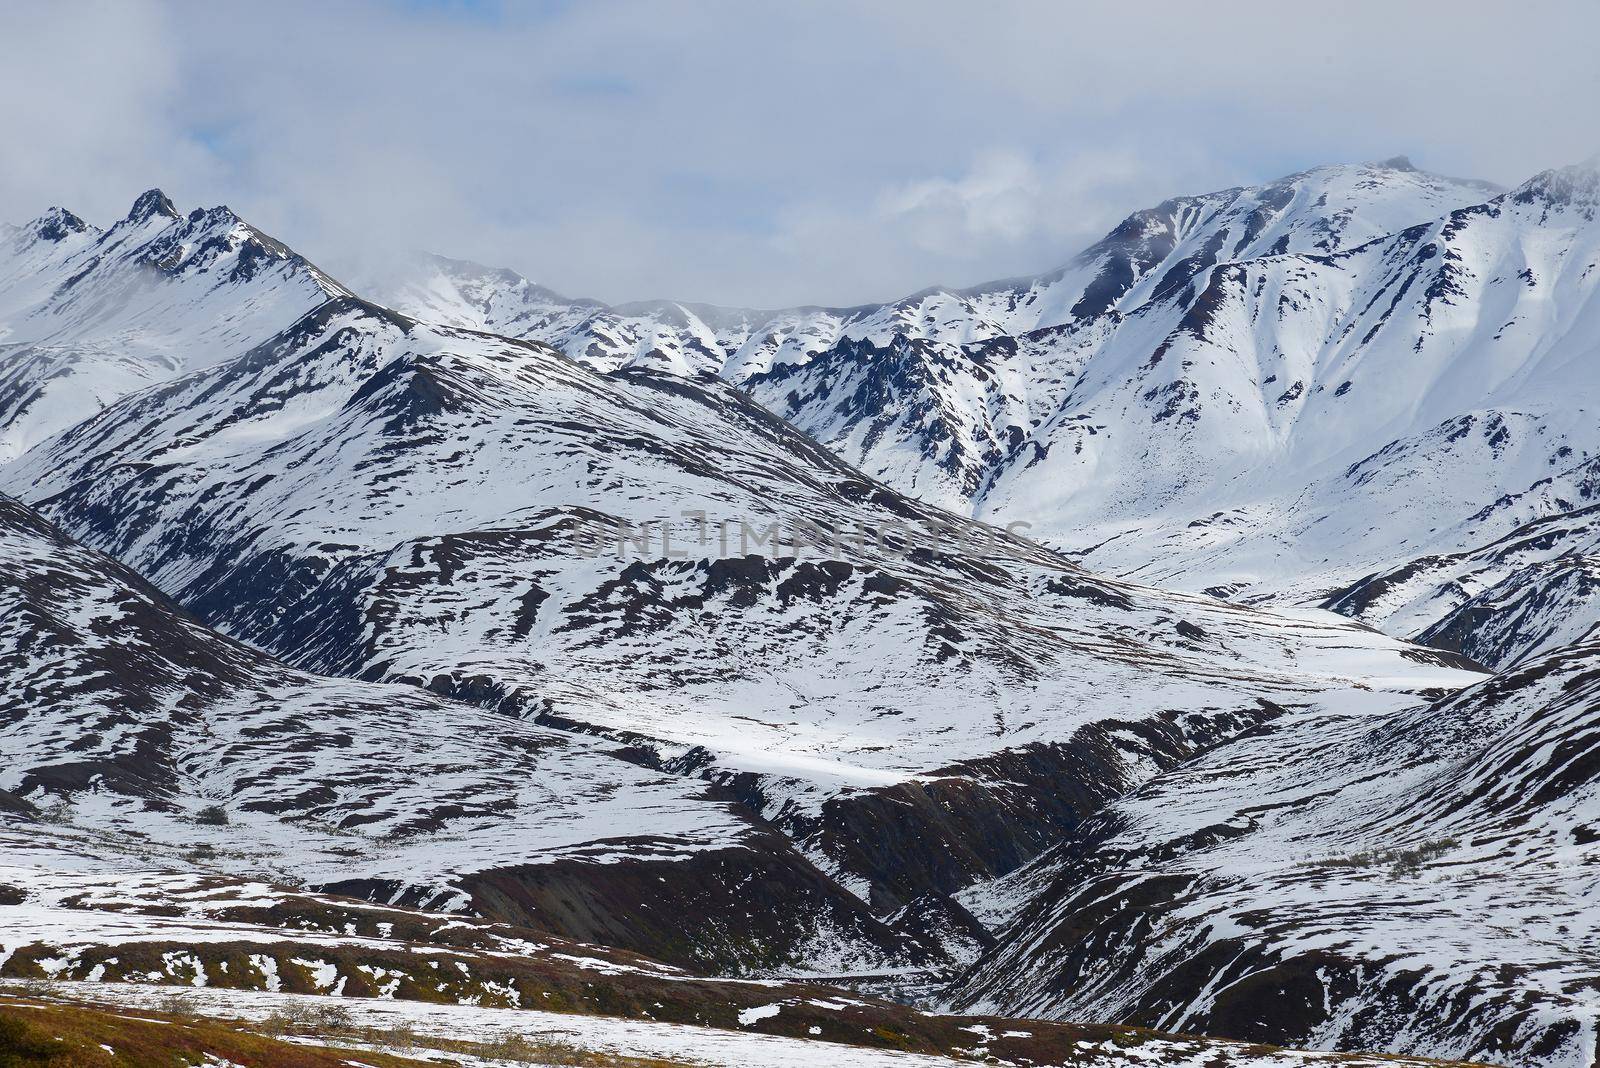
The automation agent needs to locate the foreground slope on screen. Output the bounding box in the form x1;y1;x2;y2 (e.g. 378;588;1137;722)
0;492;925;973
0;993;452;1068
951;636;1600;1068
0;819;1489;1067
0;988;1490;1068
1;268;1476;920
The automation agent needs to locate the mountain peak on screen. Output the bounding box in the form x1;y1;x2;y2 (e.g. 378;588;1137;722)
1375;155;1418;171
184;203;248;230
25;206;94;243
124;188;180;226
1509;160;1600;210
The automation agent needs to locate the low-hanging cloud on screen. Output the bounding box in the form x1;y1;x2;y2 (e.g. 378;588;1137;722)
3;0;1596;308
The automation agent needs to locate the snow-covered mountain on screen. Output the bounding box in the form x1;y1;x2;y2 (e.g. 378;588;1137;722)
381;160;1600;671
0;192;1474;930
991;161;1600;598
3;163;1595;1068
383;159;1498;380
0;490;932;974
376;159;1503;510
949;633;1600;1068
0;272;1475;922
0;189;345;462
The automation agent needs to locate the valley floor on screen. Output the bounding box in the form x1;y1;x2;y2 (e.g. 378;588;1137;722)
0;983;1491;1068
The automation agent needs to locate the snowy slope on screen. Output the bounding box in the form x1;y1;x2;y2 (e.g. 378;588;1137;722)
0;492;927;973
0;190;345;462
0;283;1477;919
1326;490;1600;670
996;163;1600;594
950;636;1600;1068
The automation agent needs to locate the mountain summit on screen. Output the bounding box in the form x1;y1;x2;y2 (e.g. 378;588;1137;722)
123;186;180;225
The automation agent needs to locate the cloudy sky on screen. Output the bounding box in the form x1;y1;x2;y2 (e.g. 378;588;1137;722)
5;0;1598;307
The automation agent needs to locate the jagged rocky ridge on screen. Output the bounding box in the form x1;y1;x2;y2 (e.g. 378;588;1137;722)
0;189;346;464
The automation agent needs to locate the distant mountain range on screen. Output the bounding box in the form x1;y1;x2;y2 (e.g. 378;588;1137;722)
375;158;1600;672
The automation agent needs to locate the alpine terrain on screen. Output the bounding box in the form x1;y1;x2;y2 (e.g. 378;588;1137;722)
1;154;1596;1068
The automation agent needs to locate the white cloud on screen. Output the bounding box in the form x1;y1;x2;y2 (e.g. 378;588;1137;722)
0;0;221;224
767;148;1214;302
2;0;1596;308
881;151;1056;254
